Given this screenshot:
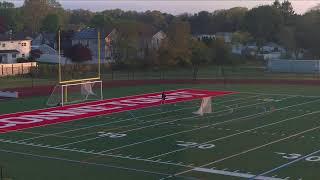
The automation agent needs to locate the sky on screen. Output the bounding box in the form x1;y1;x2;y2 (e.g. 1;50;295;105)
8;0;320;15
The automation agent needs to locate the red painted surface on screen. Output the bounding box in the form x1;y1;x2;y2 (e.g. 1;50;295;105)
0;89;235;134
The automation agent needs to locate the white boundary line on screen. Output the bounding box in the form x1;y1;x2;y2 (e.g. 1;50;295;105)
1;98;320;177
1;110;319;180
193;167;284;180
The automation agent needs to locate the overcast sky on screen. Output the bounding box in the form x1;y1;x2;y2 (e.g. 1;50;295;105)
8;0;319;15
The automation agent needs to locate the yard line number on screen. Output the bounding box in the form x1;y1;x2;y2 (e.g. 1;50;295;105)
176;141;215;149
98;132;127;138
275;152;320;162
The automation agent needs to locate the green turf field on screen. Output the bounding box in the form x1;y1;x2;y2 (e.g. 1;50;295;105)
1;83;320;180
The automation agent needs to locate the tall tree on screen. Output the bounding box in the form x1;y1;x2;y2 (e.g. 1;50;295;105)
22;0;50;33
295;10;320;58
243;5;283;43
41;14;60;32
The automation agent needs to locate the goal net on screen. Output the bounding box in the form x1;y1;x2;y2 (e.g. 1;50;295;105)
193;97;212;116
46;80;103;106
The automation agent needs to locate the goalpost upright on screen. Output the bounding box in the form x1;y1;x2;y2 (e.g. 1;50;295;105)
47;29;103;106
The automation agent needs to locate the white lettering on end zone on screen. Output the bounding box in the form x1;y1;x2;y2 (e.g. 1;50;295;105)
0;89;235;133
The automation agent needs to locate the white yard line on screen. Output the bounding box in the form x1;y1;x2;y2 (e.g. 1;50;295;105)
86;96;301;154
71;94;262;138
18;94;261;141
0;148;174;178
193;167;284;180
54;96;295;148
0;138;193;168
17;106;199;142
170;125;320;179
148;110;320;160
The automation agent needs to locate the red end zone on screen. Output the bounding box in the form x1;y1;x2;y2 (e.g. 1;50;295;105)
0;89;236;134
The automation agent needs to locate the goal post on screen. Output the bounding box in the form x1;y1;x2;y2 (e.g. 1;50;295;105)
46;28;104;106
46;80;103;107
193;97;212;116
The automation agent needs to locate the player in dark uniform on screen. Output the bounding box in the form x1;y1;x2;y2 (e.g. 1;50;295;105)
161;91;166;105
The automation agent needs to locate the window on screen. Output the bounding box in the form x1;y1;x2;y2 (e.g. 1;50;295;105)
21;42;27;46
2;43;5;47
22;54;25;58
12;54;16;58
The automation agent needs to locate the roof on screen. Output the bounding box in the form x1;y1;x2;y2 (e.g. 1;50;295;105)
0;50;20;54
0;33;32;41
73;28;114;40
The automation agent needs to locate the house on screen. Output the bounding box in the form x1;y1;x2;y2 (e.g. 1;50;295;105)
194;34;215;41
32;33;56;49
261;42;285;54
258;42;286;60
151;31;167;50
215;32;233;43
0;35;32;63
72;28;116;63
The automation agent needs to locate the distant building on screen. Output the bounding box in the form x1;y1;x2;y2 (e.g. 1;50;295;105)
72;28;116;63
151;31;167;50
194;34;215;41
32;33;56;49
0;35;32;63
215;32;233;43
261;42;285;54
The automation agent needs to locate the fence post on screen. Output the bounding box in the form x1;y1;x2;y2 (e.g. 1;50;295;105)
11;64;14;75
1;64;3;76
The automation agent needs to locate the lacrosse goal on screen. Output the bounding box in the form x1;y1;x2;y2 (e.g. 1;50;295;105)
46;80;103;106
193;97;212;116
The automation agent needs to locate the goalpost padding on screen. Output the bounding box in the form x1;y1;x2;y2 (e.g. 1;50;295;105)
46;81;103;107
0;89;236;133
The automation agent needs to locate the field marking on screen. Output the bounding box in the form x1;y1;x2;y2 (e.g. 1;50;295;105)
235;91;320;98
250;148;320;180
0;148;176;178
17;105;202;142
170;124;320;179
82;96;303;159
55;95;296;149
6;130;74;139
17;94;260;141
193;167;284;180
148;110;320;159
53;95;278;147
0;138;194;169
70;94;262;138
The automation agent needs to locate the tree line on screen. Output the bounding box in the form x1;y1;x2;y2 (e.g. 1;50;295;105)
0;0;320;70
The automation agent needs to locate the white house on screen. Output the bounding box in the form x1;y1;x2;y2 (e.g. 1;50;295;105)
0;37;32;63
194;34;215;41
151;31;167;50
